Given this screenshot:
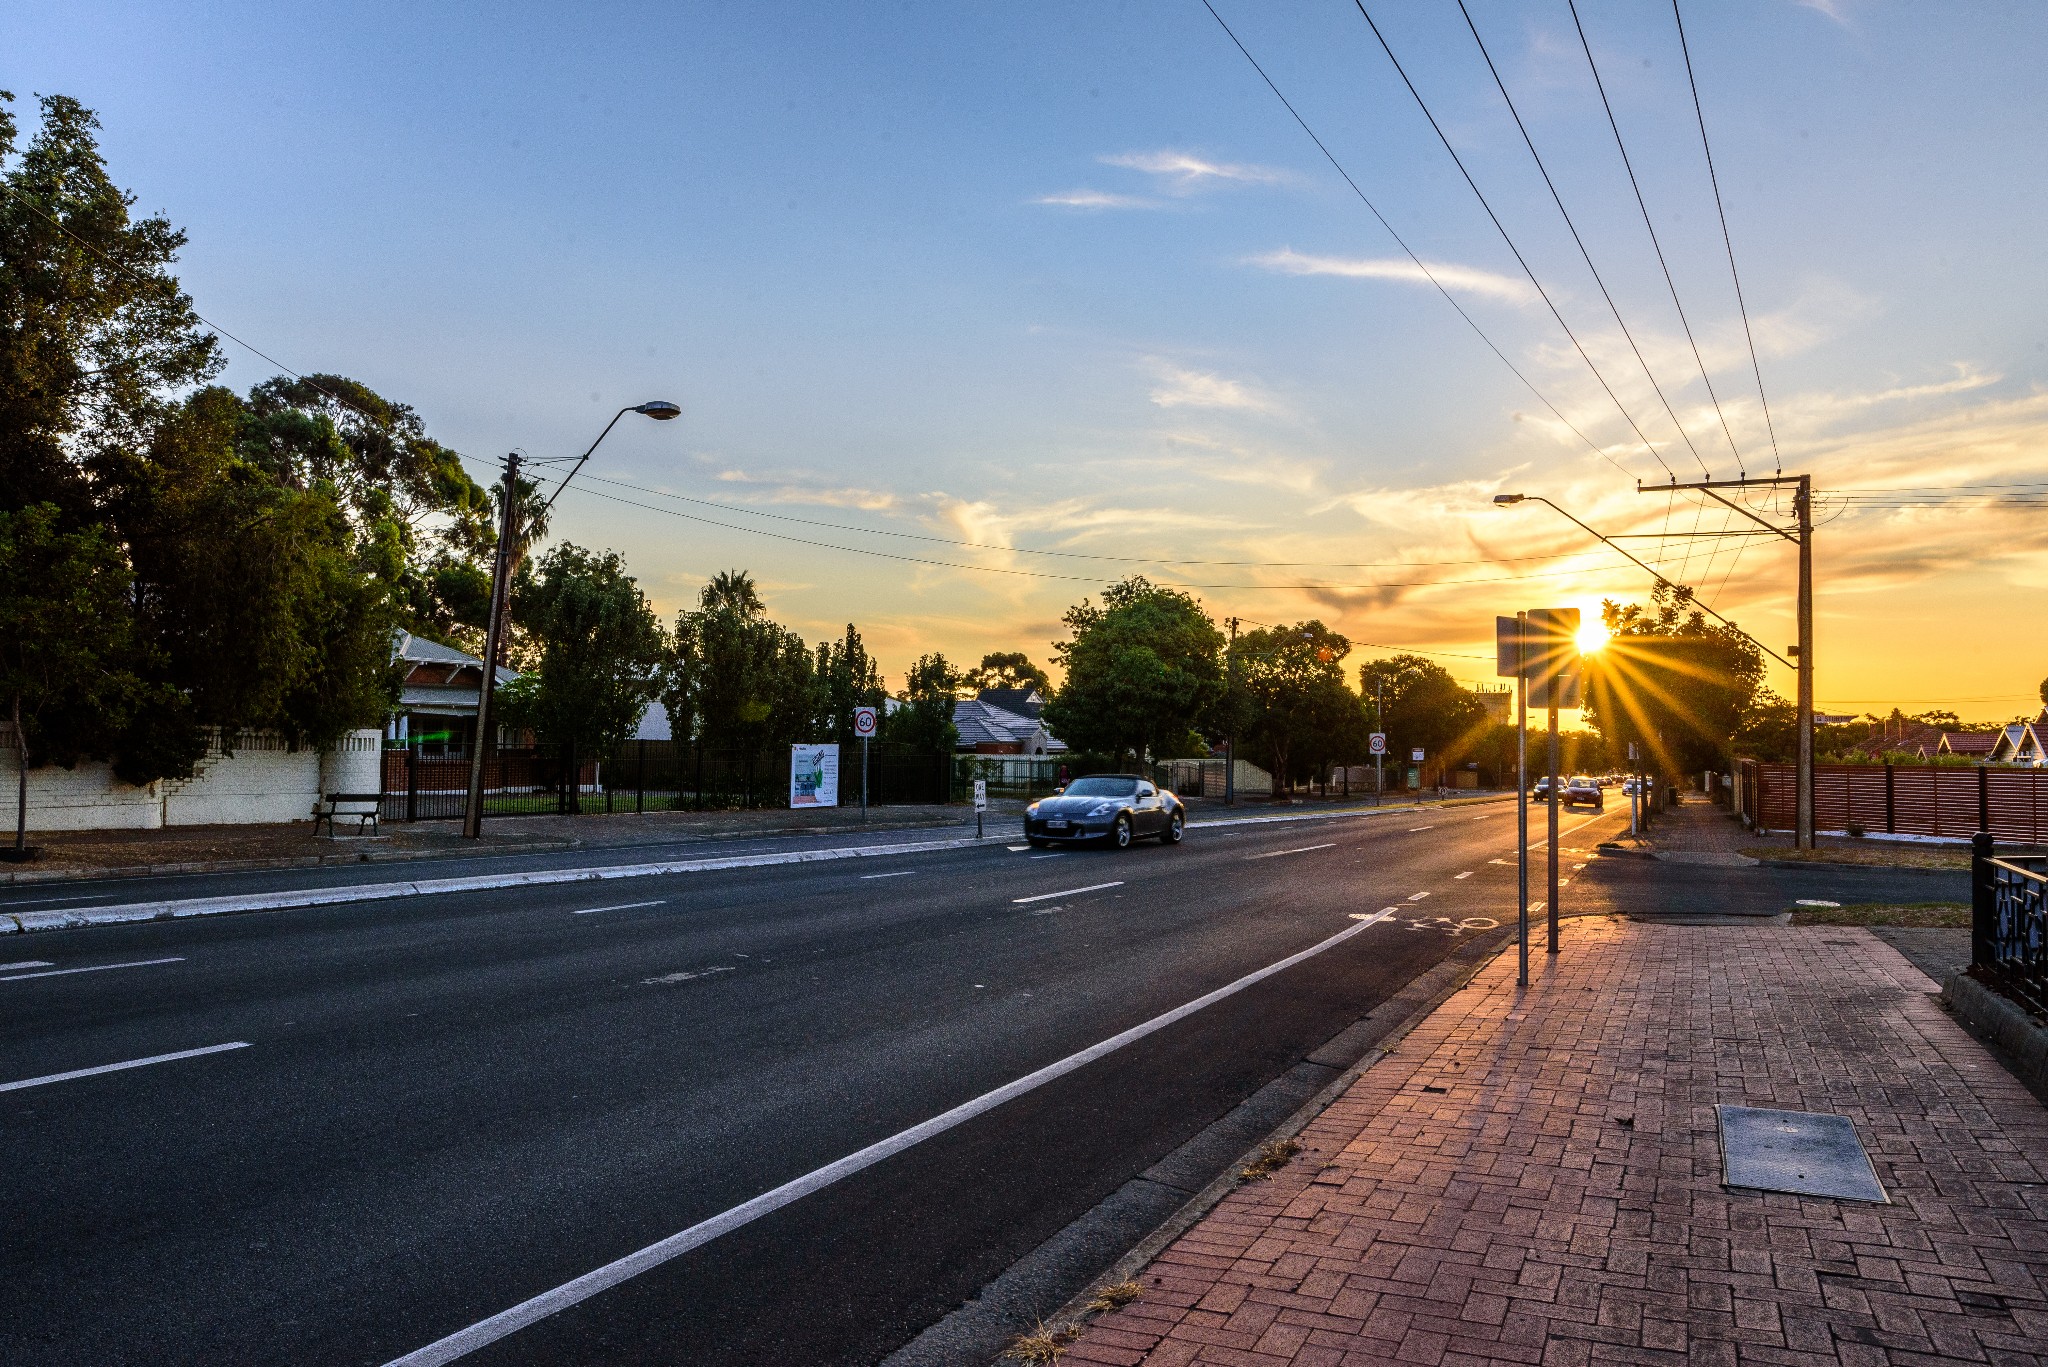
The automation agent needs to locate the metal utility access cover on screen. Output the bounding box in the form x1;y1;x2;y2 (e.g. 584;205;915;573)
1717;1105;1889;1203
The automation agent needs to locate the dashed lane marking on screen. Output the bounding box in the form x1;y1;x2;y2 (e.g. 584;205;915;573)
572;901;666;916
0;961;54;972
1244;843;1335;860
1455;871;1473;879
1013;881;1123;906
0;1041;250;1093
643;966;735;986
0;957;183;983
1408;891;1430;901
859;872;915;880
1408;825;1436;832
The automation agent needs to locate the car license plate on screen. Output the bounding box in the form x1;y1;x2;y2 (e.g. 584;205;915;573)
1047;819;1068;830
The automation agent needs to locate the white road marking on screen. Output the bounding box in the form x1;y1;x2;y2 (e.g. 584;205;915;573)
1;893;110;906
380;908;1398;1367
1408;891;1430;901
1013;881;1123;905
1408;825;1436;832
1471;813;1494;821
572;901;666;916
1244;843;1335;860
1027;854;1065;861
0;961;53;972
643;966;734;986
0;1041;250;1094
1489;858;1511;866
859;872;915;880
1454;872;1473;880
1797;899;1841;908
0;957;183;982
1006;845;1031;852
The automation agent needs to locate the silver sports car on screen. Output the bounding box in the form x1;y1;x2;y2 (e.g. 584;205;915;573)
1023;774;1185;849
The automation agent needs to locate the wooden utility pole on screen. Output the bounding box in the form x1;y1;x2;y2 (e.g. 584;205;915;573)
463;453;521;840
1224;617;1239;806
1639;475;1813;849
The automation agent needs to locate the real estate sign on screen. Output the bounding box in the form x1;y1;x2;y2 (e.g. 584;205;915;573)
790;743;840;808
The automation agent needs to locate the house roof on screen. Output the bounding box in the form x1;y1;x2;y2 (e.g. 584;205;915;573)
1939;731;1998;756
952;698;1067;752
976;686;1044;719
393;631;516;686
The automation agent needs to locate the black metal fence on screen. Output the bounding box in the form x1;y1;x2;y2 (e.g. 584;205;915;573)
380;740;951;822
1973;833;2048;1017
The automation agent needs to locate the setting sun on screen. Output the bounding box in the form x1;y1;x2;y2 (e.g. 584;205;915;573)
1577;619;1611;655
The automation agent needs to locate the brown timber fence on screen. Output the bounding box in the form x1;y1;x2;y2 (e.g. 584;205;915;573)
1737;758;2048;844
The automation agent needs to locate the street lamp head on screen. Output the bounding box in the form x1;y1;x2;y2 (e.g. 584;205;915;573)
633;400;682;420
1492;493;1526;505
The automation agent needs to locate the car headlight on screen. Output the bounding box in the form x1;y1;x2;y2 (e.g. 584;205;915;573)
1027;803;1039;816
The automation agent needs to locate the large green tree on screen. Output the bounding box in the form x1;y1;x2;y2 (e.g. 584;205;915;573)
1041;577;1226;765
660;571;823;755
1582;584;1764;777
961;651;1051;696
500;545;665;799
1235;621;1367;793
817;623;886;746
1357;655;1491;782
885;653;961;757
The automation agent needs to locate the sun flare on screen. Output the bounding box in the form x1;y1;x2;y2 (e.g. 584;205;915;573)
1577;619;1610;655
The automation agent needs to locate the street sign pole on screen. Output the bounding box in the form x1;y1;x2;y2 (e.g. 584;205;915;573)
1548;702;1561;955
1514;614;1529;987
853;706;878;820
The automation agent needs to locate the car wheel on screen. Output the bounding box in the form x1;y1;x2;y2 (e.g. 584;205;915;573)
1162;810;1185;845
1112;815;1133;850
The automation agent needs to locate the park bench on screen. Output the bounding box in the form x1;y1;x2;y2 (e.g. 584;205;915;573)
312;792;382;838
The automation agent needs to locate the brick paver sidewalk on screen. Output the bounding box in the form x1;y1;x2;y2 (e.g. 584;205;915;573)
1066;919;2048;1366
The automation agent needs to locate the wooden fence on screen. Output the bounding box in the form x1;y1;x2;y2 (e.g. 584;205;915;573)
1738;759;2048;844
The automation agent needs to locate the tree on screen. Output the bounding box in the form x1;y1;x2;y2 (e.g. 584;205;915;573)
1357;655;1491;783
501;545;665;807
660;571;823;758
1235;621;1365;793
886;653;961;756
1731;689;1798;763
0;93;221;520
817;623;886;745
1041;577;1226;765
0;506;140;850
1581;583;1764;777
962;651;1051;695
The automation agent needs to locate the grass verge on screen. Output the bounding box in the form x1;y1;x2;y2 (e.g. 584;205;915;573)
1744;845;1968;871
1790;902;1968;927
1002;1321;1078;1364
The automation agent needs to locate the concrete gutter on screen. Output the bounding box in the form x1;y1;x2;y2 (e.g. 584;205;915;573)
1;794;1515;936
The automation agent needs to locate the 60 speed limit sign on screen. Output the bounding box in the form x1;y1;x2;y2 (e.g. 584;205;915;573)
853;706;879;737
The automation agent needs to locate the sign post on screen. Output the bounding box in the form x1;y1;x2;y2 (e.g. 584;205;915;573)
973;777;987;840
1523;608;1582;957
1369;731;1386;807
853;706;878;819
1497;616;1528;986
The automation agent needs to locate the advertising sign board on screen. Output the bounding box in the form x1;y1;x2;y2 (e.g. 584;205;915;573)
789;743;840;807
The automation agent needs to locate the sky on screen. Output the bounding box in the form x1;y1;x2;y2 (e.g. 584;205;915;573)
6;0;2046;721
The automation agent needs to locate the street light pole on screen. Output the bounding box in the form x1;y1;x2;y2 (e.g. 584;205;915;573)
461;399;681;840
1224;617;1238;806
463;453;521;840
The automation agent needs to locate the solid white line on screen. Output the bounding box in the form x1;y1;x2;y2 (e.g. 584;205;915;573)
379;908;1398;1367
2;893;110;906
1012;881;1123;905
0;960;53;972
0;1041;250;1093
0;957;184;982
1244;843;1335;861
571;901;665;916
859;872;915;880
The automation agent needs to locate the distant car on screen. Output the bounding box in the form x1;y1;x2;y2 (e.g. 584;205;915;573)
1531;776;1553;801
1563;776;1604;810
1025;775;1185;849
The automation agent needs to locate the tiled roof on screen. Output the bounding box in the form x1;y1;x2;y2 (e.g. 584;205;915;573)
976;687;1044;718
1940;731;1998;755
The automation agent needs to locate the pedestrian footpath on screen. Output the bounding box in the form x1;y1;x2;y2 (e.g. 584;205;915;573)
1061;918;2048;1366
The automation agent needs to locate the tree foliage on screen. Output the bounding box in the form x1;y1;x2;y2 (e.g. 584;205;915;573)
660;571;823;754
817;623;886;746
1234;621;1368;792
1357;655;1491;778
961;651;1051;695
499;544;665;765
885;653;961;755
1581;584;1764;777
1041;578;1225;765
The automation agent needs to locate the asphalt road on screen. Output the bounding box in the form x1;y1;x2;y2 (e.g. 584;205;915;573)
0;800;1954;1366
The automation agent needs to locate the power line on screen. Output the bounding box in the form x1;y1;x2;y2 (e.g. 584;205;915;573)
1191;0;1632;478
1455;0;1714;479
1673;0;1782;476
1566;0;1746;477
578;472;1636;572
1345;0;1675;478
556;472;1711;596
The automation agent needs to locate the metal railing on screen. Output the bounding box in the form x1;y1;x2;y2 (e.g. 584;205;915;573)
1972;833;2048;1017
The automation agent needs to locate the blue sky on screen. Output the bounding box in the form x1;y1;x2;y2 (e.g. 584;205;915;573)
8;0;2046;716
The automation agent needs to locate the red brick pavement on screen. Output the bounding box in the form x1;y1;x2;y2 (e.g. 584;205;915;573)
1061;918;2048;1367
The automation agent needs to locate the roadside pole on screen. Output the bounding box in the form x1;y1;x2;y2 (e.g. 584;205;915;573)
462;452;520;840
1224;617;1239;806
1515;617;1529;987
854;706;876;821
973;778;987;840
1374;679;1384;807
1547;703;1561;955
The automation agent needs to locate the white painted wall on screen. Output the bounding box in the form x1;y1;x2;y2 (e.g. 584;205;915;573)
0;729;384;832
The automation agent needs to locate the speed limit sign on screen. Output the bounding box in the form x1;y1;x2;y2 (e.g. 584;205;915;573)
1369;732;1386;755
853;706;878;737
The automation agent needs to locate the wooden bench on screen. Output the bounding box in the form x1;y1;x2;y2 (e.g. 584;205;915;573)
312;792;382;837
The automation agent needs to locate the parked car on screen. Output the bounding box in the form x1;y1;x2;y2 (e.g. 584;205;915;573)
1563;775;1604;809
1025;774;1185;849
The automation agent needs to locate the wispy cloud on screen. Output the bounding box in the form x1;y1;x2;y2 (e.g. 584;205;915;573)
1796;0;1851;26
1146;361;1281;415
1031;189;1160;210
1249;249;1536;306
1100;149;1289;189
712;467;901;511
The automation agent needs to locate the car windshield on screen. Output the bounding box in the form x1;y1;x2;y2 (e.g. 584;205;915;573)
1063;776;1138;797
1569;776;1595;786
